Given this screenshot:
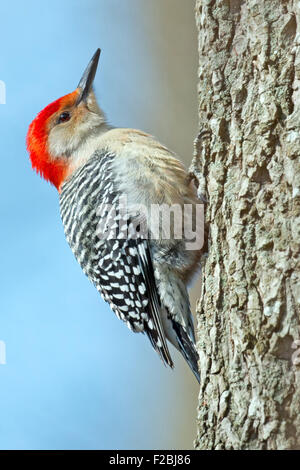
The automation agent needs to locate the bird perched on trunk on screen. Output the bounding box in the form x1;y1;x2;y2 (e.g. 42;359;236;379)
27;49;203;382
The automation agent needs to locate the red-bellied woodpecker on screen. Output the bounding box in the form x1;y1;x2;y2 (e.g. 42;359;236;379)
27;49;203;382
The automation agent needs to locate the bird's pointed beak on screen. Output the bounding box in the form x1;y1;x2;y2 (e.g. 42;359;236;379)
76;48;101;105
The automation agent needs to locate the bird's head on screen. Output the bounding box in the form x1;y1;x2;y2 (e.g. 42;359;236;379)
27;49;105;191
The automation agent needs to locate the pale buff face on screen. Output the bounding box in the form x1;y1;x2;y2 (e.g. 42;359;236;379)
47;90;106;160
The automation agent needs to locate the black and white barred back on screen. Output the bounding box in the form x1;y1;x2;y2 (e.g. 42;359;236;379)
59;151;174;367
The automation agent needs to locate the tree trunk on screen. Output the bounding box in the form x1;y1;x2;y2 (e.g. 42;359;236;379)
194;0;300;450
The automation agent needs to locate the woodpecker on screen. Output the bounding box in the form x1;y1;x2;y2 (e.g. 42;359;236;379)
27;49;202;382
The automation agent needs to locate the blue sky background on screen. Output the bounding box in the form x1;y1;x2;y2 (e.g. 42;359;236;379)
0;0;199;449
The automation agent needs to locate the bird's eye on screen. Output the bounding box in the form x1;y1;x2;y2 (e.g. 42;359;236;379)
58;112;71;124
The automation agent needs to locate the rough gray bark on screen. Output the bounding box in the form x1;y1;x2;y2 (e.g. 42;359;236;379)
194;0;300;450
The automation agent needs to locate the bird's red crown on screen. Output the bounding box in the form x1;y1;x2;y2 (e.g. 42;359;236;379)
26;90;78;190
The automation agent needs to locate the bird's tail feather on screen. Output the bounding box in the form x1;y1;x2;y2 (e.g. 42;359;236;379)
171;319;200;383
